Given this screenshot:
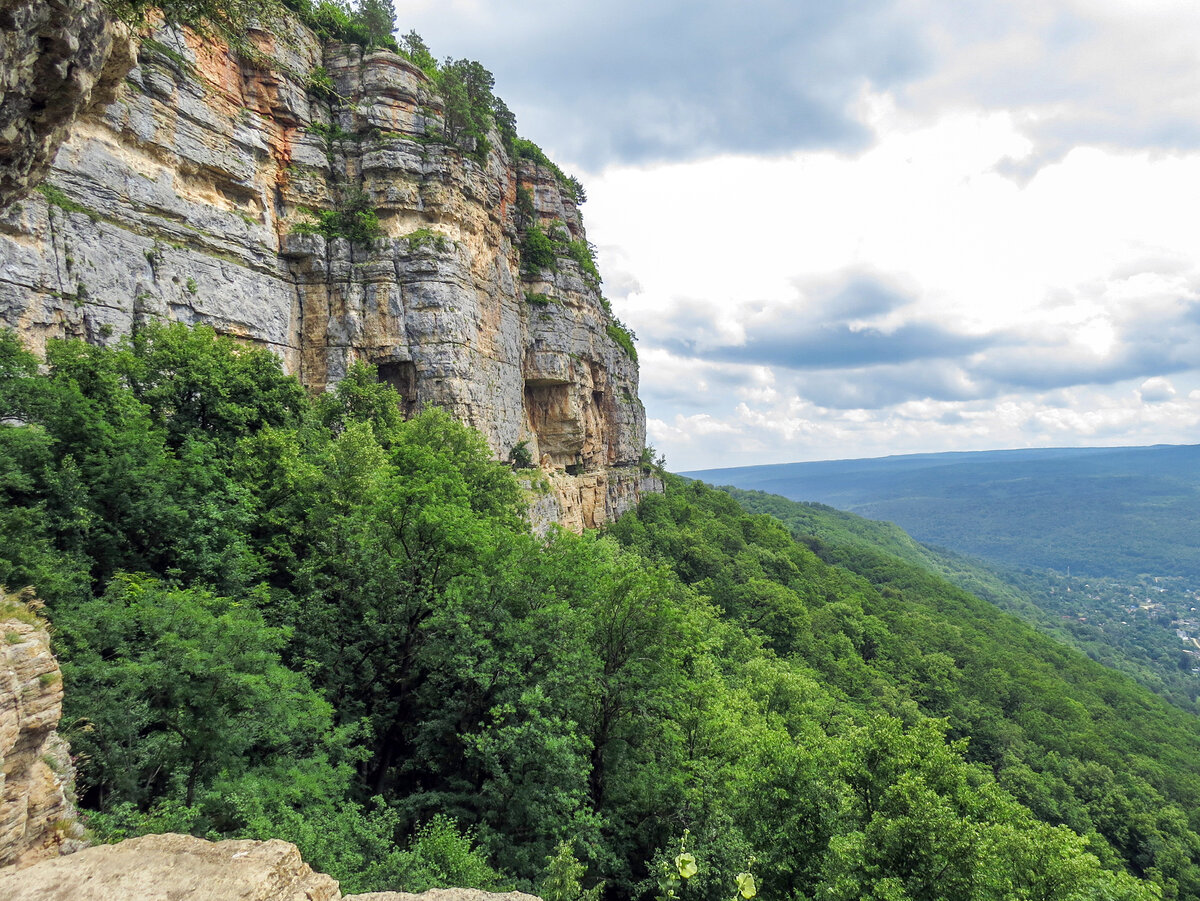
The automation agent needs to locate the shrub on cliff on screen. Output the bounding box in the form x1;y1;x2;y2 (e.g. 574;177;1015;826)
521;225;557;272
103;0;285;36
293;188;383;245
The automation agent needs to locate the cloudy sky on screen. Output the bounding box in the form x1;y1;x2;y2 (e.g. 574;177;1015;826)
399;0;1200;470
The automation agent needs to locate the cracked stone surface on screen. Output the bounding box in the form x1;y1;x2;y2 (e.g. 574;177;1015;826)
0;20;655;530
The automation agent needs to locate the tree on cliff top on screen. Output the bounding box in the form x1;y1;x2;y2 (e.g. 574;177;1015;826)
436;58;500;161
355;0;395;49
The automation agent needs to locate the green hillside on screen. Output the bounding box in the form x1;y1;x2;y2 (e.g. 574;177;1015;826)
714;487;1200;715
682;446;1200;581
4;326;1200;899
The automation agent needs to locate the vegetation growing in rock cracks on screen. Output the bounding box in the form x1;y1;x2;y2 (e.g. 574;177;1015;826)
4;322;1200;898
292;187;382;244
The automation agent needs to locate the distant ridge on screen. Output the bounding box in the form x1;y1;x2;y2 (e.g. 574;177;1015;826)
682;443;1200;579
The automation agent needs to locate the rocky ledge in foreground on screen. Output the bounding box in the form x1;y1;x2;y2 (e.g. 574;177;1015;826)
0;831;545;901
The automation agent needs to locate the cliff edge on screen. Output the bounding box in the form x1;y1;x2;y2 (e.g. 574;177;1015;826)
0;8;660;531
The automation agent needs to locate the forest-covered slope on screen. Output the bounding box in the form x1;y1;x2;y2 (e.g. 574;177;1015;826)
722;488;1200;713
5;325;1200;900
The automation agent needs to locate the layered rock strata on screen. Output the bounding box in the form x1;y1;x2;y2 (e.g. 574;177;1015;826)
0;16;657;530
0;0;134;208
0;611;81;869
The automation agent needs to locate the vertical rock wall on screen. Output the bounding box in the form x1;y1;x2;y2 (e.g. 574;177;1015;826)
0;18;657;530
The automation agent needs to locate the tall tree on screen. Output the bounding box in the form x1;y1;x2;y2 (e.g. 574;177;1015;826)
356;0;396;49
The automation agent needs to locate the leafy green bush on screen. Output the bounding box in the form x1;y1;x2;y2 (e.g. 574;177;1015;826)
539;841;602;901
390;815;507;892
510;439;533;469
520;225;557;272
306;66;336;99
606;320;637;361
565;239;601;286
512;140;586;204
293;188;382;244
403;228;450;253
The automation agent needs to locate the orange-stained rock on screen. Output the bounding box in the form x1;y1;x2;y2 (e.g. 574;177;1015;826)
0;14;656;532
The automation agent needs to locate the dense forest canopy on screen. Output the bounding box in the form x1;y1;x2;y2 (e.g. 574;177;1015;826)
3;325;1200;900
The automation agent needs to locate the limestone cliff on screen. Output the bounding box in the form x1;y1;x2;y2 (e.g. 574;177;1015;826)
0;15;659;530
0;598;82;870
0;0;134;208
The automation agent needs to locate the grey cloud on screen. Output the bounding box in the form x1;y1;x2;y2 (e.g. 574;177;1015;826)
641;360;761;411
786;361;982;409
641;268;1200;412
1139;378;1176;403
903;2;1200;169
648;271;991;371
976;301;1200;392
664;321;991;370
401;0;928;167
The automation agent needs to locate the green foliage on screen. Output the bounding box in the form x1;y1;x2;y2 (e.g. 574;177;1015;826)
389;815;507;892
611;476;1200;899
565;239;601;286
524;293;559;306
640;445;665;474
512;139;586;204
403;228;451;253
521;225;557;272
492;96;518;155
283;0;398;52
306;66;336;99
58;573;332;807
37;184;98;220
399;31;438;77
102;0;285;40
515;186;536;228
510;439;534;469
606;321;638;361
293;188;382;244
3;325;1199;900
516;218;601;288
435;58;500;162
540;841;603;901
354;0;396;49
566;176;587;205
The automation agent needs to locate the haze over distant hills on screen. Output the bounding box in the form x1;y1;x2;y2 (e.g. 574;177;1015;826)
683;444;1200;581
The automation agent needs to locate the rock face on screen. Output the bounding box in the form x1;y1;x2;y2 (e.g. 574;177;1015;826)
0;609;80;869
0;0;134;208
0;834;543;901
0;833;340;900
0;19;657;530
